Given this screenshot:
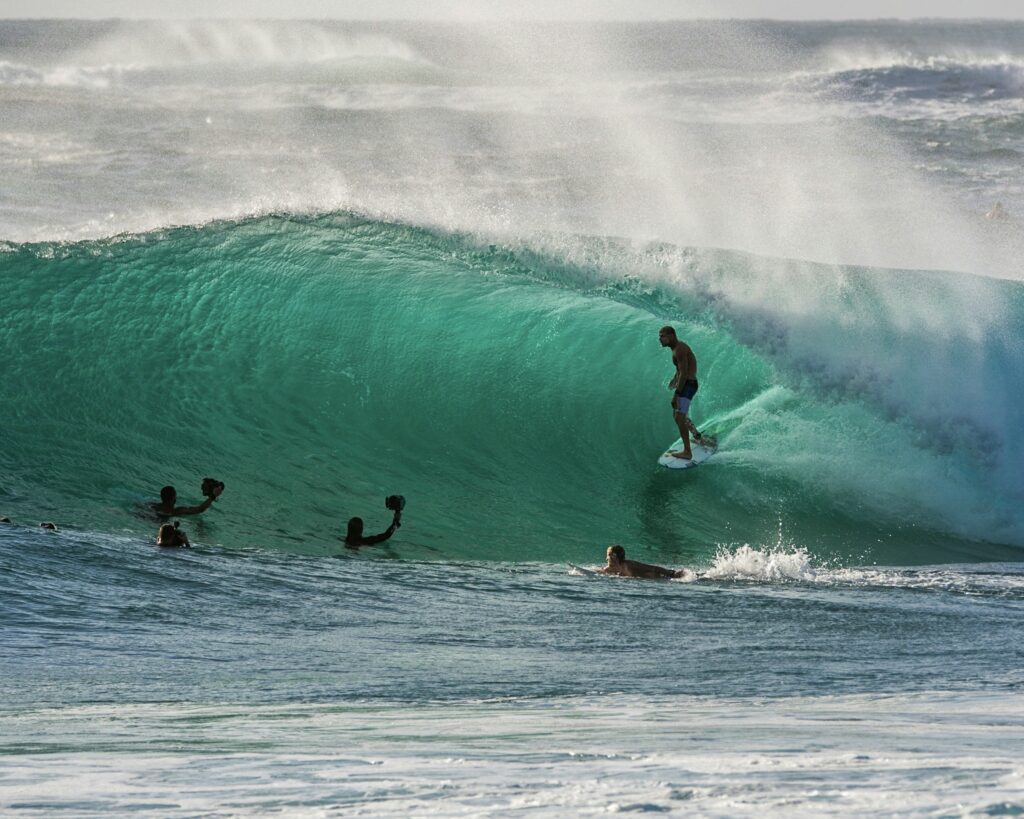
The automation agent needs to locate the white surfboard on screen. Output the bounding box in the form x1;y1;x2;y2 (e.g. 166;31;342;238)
657;438;716;469
568;563;601;576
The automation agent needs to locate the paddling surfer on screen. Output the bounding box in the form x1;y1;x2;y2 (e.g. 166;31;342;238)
598;544;687;579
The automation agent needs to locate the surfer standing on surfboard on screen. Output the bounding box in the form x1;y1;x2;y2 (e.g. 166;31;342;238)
659;325;708;460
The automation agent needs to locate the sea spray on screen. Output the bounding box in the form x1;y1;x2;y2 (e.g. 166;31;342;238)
702;544;818;582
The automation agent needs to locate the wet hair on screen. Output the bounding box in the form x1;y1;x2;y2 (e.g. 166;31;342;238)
346;517;364;541
0;516;10;524
39;522;57;531
659;325;677;338
157;523;177;545
608;544;625;561
160;485;176;504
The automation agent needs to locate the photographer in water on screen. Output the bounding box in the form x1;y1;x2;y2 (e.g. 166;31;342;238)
151;477;224;517
343;495;404;549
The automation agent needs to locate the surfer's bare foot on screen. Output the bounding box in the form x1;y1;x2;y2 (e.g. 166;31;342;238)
670;450;693;460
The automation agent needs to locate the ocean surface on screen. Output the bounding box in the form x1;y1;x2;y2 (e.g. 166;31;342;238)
1;18;1024;816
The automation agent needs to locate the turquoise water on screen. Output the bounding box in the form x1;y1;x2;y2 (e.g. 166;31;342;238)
2;214;1022;562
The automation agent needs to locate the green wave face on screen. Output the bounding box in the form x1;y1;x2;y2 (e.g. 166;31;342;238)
2;214;1022;563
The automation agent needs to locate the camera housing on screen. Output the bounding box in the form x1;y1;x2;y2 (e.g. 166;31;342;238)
201;478;225;499
385;495;405;512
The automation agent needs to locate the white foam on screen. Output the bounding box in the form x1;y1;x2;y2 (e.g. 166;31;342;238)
0;59;131;89
691;543;1024;597
702;544;817;582
3;693;1023;816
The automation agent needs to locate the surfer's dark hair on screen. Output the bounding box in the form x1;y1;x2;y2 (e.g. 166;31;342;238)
608;544;625;561
659;325;677;338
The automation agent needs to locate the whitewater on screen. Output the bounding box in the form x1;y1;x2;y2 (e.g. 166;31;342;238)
1;18;1023;817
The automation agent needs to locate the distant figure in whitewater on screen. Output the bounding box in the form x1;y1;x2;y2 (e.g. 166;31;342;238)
599;545;687;579
659;325;713;461
985;201;1009;220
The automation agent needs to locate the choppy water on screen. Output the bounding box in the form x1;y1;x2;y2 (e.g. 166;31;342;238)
2;17;1024;816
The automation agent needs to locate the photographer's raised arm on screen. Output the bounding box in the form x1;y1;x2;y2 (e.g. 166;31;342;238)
173;495;216;516
360;509;401;546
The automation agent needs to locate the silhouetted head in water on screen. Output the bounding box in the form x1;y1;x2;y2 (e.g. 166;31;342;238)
346;517;364;543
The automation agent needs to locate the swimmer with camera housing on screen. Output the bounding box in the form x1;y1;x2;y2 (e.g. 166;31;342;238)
151;477;224;517
344;495;404;549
